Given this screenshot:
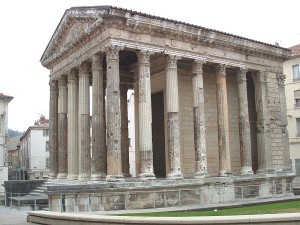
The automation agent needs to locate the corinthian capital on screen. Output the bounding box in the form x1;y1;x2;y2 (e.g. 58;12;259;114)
192;60;205;74
237;67;248;84
105;45;124;60
68;69;78;83
277;71;286;85
79;62;90;76
166;55;181;69
216;63;227;75
138;50;155;65
49;80;58;92
91;54;103;70
58;75;68;88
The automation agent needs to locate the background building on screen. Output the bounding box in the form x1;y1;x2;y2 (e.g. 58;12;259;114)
18;116;50;180
0;93;13;192
7;136;21;180
284;44;300;178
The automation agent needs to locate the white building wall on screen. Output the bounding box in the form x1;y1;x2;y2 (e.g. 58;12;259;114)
30;129;49;171
283;54;300;177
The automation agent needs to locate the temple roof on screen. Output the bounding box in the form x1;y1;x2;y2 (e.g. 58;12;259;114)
41;6;291;68
0;93;13;102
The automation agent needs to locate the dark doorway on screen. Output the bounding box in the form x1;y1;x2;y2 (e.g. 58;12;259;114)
151;91;166;178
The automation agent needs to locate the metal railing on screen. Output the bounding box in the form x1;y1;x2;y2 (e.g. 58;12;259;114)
0;182;295;212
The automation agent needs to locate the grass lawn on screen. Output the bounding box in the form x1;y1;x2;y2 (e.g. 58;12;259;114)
118;200;300;217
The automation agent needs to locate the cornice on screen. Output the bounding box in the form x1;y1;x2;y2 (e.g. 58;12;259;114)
41;6;291;70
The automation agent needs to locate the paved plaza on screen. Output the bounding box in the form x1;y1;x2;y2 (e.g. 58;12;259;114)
0;206;36;225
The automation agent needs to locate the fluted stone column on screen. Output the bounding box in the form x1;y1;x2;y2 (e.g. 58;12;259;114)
277;72;292;172
134;70;140;176
237;68;253;175
137;50;155;180
105;45;123;181
78;62;91;181
67;69;79;180
216;64;231;176
49;80;59;179
91;54;107;181
253;71;273;174
57;76;68;179
192;60;208;178
166;55;183;179
120;84;131;177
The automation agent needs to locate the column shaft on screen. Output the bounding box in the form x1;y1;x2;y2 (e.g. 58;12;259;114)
253;71;273;173
78;62;91;181
105;45;123;181
137;51;155;180
57;76;68;179
192;60;208;178
49;80;59;179
91;54;107;181
277;72;292;172
67;69;79;180
216;64;231;176
166;55;183;179
237;68;253;175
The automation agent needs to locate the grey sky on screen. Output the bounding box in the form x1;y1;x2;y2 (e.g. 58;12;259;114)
1;0;299;132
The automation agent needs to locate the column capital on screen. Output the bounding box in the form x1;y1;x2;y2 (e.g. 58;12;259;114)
58;75;68;88
92;54;103;70
277;71;286;85
68;69;78;83
216;63;227;76
105;45;124;60
237;67;248;84
166;55;182;69
138;50;155;65
49;80;58;91
252;70;267;83
192;60;205;74
79;62;90;76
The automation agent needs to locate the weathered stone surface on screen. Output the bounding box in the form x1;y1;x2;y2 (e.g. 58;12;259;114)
91;54;107;181
49;80;58;179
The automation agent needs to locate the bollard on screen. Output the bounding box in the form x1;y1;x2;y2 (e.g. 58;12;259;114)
18;193;20;210
4;192;7;207
10;192;12;209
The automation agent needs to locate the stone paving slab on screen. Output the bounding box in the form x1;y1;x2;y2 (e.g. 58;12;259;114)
0;206;37;225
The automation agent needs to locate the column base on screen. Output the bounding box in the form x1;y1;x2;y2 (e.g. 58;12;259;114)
193;171;208;179
57;173;68;180
122;173;132;178
106;175;124;182
256;168;275;175
167;171;183;180
138;172;156;181
90;173;106;181
240;167;254;176
219;170;232;177
67;174;78;180
48;173;57;180
78;173;91;181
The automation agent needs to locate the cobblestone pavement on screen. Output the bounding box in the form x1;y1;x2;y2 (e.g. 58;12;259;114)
0;206;37;225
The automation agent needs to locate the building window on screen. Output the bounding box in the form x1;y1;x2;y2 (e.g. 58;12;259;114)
295;159;300;176
293;65;300;81
295;90;300;108
297;118;300;137
46;141;49;151
43;129;49;137
46;158;50;169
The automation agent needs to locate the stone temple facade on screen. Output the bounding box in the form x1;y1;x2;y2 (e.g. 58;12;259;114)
41;6;294;211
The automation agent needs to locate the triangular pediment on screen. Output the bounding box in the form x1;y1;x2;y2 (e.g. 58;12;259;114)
53;21;93;53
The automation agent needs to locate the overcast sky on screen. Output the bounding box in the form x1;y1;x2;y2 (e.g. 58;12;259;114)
1;0;299;132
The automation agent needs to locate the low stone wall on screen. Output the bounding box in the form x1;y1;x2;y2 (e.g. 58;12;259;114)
46;174;294;213
27;211;300;225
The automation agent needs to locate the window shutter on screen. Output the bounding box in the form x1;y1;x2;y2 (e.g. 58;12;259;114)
295;90;300;99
